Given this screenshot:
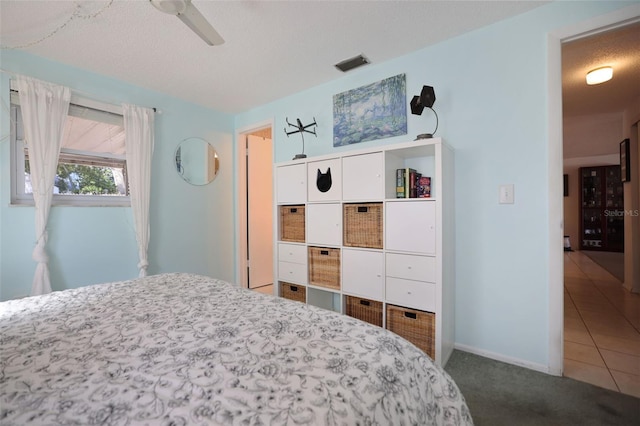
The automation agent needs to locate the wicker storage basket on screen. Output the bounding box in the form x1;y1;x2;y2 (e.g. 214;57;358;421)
386;304;435;358
346;296;383;327
280;282;306;303
308;246;340;290
280;205;305;242
343;203;383;249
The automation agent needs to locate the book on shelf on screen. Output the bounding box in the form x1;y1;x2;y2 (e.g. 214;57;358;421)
396;168;405;198
417;176;431;198
403;168;416;198
409;170;421;198
396;168;424;198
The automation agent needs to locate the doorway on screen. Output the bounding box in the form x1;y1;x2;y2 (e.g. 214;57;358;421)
236;124;274;292
558;18;640;395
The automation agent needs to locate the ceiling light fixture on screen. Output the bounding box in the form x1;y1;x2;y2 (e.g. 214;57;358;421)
586;66;613;85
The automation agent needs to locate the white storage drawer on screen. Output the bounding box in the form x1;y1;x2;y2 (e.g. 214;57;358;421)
386;253;436;283
306;203;342;246
278;261;307;284
342;249;384;300
278;243;307;264
342;152;384;200
308;158;342;202
386;277;436;312
276;164;306;204
386;200;436;254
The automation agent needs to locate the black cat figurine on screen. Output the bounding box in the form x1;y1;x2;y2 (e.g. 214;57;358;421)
316;168;332;193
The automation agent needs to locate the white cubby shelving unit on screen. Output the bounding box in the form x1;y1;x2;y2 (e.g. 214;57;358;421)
273;137;454;366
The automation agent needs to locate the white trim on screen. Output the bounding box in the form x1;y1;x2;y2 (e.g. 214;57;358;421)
58;147;126;162
550;4;640;40
546;3;640;377
454;343;551;375
235;119;275;289
561;13;640;43
546;30;564;377
13;195;131;208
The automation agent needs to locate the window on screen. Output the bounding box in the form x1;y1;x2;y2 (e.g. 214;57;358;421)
10;90;130;206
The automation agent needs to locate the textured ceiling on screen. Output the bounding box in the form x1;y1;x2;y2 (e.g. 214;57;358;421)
561;20;640;159
0;0;550;114
562;21;640;118
1;0;637;153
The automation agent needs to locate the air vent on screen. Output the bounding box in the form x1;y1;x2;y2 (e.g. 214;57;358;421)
335;54;370;72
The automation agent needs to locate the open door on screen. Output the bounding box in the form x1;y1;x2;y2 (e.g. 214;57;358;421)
246;134;273;289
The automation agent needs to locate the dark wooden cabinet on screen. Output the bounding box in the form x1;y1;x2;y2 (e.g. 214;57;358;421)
580;166;624;252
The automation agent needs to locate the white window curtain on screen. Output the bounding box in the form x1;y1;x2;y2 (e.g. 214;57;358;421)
16;76;71;296
123;104;155;277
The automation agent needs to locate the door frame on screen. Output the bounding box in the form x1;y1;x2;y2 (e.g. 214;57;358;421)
546;4;640;376
235;119;275;289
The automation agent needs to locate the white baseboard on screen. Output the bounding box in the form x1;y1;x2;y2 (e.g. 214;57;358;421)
454;343;556;375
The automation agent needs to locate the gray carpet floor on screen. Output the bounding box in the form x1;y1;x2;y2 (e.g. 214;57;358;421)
582;250;624;282
445;350;640;426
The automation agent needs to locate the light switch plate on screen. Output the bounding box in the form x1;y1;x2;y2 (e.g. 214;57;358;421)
499;184;514;204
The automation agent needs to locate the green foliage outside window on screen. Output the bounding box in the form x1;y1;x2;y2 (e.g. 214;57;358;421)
58;164;118;195
25;160;120;195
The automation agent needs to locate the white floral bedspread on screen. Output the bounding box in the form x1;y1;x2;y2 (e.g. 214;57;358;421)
0;273;472;425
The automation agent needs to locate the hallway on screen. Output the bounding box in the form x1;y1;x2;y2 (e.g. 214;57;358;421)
564;250;640;397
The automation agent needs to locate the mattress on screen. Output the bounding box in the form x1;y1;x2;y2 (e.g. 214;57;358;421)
0;273;472;425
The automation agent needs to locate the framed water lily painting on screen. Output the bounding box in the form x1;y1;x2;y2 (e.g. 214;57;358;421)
333;74;407;147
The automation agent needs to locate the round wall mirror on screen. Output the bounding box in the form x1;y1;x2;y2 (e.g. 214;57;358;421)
175;137;219;185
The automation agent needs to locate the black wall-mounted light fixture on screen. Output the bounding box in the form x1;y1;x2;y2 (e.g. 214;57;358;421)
410;85;438;140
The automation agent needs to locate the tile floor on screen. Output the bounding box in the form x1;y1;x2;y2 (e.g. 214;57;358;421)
564;250;640;398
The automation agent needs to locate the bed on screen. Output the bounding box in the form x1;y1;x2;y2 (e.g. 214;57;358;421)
0;273;473;425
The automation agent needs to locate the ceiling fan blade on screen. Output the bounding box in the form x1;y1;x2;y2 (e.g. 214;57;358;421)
178;2;225;46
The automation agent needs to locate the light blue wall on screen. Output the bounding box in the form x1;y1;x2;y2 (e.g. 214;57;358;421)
236;1;636;367
0;51;235;300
